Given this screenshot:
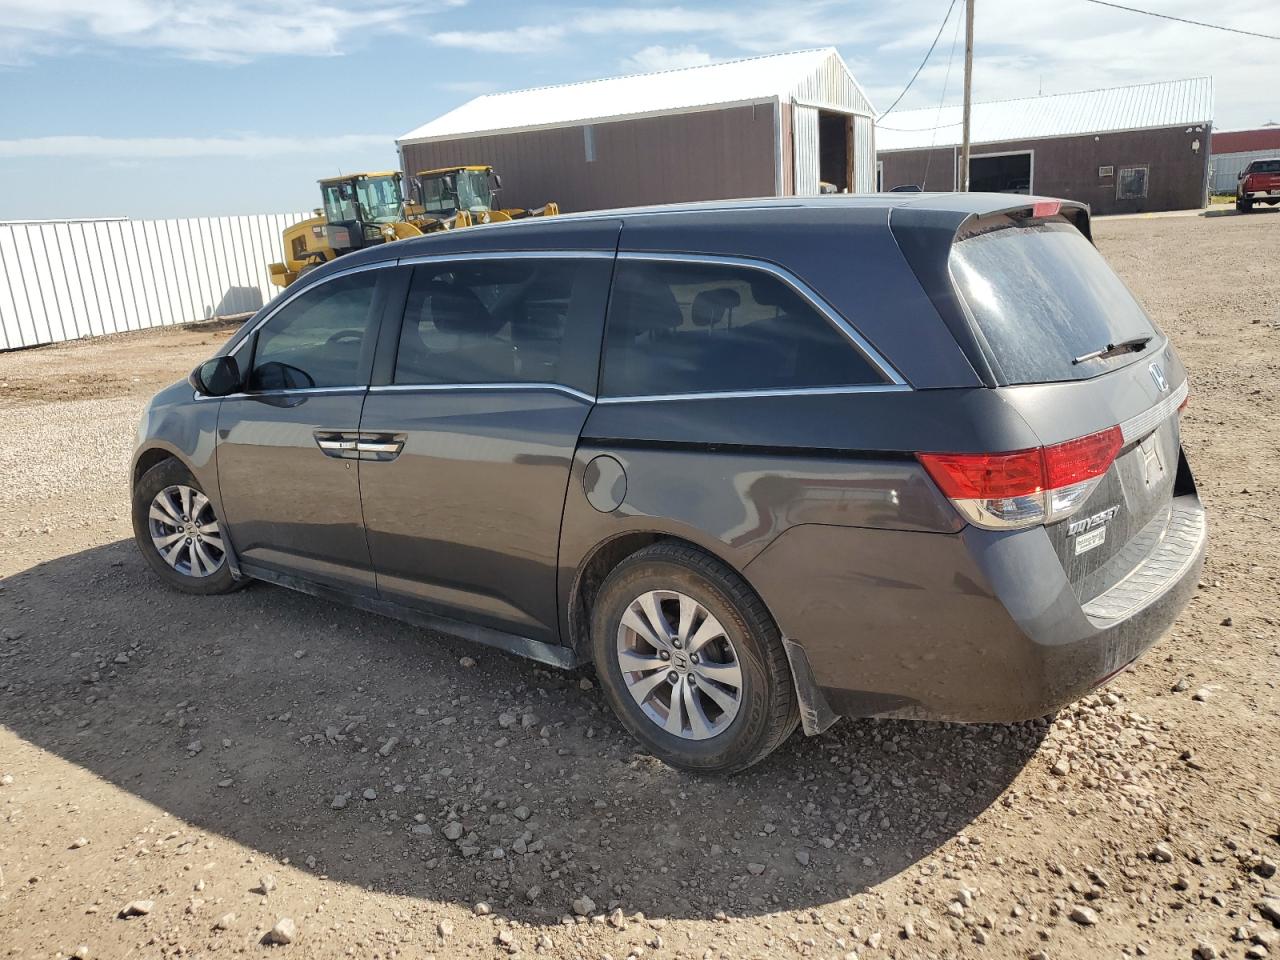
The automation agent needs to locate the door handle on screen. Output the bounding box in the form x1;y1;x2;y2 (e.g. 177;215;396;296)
314;431;360;459
355;434;405;461
314;431;404;461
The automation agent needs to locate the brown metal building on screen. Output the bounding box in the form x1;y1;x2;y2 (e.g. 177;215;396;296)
877;78;1214;215
397;49;877;213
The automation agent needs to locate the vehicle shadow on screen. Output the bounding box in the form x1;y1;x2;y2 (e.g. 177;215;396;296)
0;539;1046;922
1202;206;1280;217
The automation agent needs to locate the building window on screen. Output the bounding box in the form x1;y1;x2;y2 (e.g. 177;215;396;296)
1117;165;1149;200
1098;165;1114;178
583;125;597;163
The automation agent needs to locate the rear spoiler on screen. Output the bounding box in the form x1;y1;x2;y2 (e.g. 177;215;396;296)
889;198;1092;388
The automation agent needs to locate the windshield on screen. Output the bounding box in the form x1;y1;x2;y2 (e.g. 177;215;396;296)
950;219;1160;384
455;169;493;212
418;170;494;217
354;175;403;223
321;183;357;224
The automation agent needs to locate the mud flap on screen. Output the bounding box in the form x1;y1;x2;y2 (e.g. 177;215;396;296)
782;639;841;736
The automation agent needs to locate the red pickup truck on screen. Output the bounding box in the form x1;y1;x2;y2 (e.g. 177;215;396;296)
1236;158;1280;212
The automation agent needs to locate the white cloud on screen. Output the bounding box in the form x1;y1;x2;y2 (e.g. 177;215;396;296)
437;78;502;96
0;0;466;63
868;0;1279;128
430;24;565;52
0;133;392;158
621;44;715;72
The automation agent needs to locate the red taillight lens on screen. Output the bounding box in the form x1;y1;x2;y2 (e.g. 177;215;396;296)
1042;426;1123;488
916;448;1044;500
917;426;1124;530
1178;392;1190;414
1032;200;1061;218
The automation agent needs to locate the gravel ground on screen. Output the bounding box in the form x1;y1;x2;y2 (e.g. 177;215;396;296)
1;211;1278;960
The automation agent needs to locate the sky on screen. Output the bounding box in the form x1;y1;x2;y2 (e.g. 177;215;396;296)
0;0;1276;220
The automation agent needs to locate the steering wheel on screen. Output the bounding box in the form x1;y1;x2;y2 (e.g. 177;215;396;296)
326;329;363;346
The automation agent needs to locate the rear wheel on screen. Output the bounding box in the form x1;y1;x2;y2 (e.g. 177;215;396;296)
1237;198;1254;212
590;543;798;774
132;459;239;595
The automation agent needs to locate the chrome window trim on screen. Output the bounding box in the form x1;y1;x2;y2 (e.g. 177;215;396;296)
1120;379;1188;444
395;249;614;266
611;251;909;388
595;384;911;405
225;259;390;359
193;385;368;402
368;382;595;403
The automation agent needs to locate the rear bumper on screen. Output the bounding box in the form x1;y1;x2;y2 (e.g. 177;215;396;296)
1242;191;1280;200
744;493;1206;724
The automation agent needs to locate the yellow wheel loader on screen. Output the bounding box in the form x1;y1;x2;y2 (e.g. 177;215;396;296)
405;165;559;233
268;166;558;288
269;171;423;288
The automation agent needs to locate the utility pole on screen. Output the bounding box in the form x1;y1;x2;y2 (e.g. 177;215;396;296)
959;0;974;191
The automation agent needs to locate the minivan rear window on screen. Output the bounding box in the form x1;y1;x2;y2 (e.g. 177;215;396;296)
949;219;1160;384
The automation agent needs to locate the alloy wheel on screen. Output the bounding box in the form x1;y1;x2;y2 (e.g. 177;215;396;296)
615;589;743;740
147;484;226;578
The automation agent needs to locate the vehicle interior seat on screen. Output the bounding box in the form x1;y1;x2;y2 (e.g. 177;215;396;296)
397;282;516;383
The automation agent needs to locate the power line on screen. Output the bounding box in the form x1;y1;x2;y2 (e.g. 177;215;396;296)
878;0;960;120
922;0;965;188
1080;0;1280;41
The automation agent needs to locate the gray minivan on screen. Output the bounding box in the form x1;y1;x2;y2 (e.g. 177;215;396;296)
131;194;1206;773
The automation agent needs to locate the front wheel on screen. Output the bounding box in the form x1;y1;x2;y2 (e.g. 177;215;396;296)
132;458;240;595
590;543;798;774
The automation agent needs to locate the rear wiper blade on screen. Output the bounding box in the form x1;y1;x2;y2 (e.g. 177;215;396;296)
1071;335;1152;365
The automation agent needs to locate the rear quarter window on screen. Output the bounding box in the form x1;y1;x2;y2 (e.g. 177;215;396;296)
949;219;1160;385
601;260;885;397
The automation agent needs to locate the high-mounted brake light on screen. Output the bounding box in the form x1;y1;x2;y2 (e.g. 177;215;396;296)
917;425;1124;530
1032;200;1061;218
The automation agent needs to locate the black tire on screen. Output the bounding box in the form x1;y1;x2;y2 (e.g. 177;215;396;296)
590;542;799;774
1238;198;1254;212
131;458;241;596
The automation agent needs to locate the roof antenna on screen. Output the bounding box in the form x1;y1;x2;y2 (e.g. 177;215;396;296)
1039;74;1043;96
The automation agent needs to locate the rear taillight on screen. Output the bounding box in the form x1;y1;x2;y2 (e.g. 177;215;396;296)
918;426;1123;530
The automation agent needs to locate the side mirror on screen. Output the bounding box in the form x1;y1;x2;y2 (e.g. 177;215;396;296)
189;356;242;396
492;173;503;190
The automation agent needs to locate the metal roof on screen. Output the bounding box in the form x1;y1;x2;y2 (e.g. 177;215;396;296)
398;48;874;144
876;77;1213;153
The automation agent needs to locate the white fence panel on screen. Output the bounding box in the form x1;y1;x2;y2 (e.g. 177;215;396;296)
0;211;310;350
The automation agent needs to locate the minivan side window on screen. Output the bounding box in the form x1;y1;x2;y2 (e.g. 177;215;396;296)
600;260;884;397
249;272;379;391
393;258;611;394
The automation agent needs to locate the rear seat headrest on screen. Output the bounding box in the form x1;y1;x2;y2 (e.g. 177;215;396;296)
419;283;504;337
691;287;741;327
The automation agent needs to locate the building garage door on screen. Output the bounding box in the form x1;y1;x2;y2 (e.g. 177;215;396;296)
968;151;1032;194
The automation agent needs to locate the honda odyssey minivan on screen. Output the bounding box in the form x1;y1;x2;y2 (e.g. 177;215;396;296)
132;194;1206;772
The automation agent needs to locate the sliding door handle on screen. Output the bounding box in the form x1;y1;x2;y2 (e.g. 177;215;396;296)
314;430;405;461
355;434;406;461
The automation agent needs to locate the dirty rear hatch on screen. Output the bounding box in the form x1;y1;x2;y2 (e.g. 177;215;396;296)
948;213;1192;605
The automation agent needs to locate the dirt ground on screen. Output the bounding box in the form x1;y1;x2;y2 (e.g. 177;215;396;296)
1;210;1278;960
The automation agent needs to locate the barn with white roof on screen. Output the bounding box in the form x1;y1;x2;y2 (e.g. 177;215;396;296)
876;77;1214;215
397;48;876;212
